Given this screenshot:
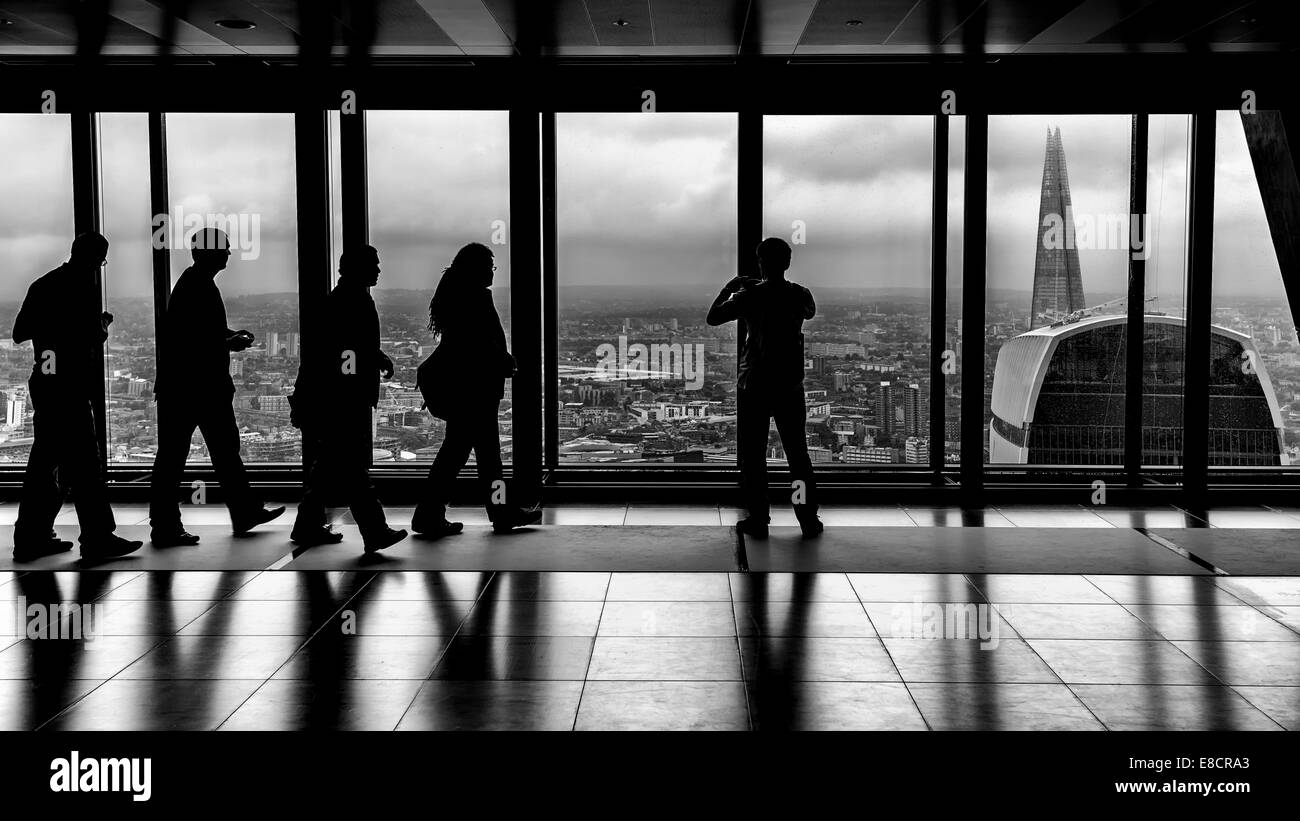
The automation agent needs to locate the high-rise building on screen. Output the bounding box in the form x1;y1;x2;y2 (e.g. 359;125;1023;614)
903;383;922;438
904;436;928;464
989;315;1286;466
1030;127;1086;328
877;381;895;435
6;395;26;427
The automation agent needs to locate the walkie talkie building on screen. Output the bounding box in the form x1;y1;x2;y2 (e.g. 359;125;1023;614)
990;314;1286;466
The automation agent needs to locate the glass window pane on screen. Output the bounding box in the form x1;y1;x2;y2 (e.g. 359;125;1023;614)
1211;110;1293;467
99;113;157;465
556;112;738;464
0;114;74;465
365;110;512;464
985;115;1136;467
164;113;300;464
763;115;934;466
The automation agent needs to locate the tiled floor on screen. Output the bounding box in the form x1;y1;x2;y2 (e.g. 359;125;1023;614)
17;502;1294;530
2;567;1297;731
2;502;1298;730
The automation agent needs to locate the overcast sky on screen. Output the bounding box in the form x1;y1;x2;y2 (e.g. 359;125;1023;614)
0;110;1284;309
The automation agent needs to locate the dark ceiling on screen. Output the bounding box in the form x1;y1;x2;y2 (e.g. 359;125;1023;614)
0;0;1295;59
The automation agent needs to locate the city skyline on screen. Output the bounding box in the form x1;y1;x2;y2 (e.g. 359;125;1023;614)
0;111;1290;302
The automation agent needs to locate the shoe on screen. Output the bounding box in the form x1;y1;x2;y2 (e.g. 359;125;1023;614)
490;506;542;534
736;517;769;539
363;527;407;553
12;537;74;562
414;519;464;539
290;525;344;547
411;507;457;536
80;534;143;560
232;505;286;535
797;514;824;538
151;529;201;547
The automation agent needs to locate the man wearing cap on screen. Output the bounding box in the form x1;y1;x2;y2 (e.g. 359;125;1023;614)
148;227;284;546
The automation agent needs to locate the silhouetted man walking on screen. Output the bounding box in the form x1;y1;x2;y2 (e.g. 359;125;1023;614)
149;228;283;546
11;232;142;561
289;245;406;553
708;237;823;538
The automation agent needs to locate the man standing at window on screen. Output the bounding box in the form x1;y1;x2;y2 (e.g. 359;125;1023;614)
707;238;823;539
11;232;142;561
289;245;406;554
149;228;284;546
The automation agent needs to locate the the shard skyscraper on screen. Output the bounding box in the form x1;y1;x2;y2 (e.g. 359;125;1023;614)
1030;127;1086;328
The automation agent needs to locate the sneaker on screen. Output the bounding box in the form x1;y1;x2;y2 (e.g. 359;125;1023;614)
290;525;344;547
232;506;286;535
12;537;75;562
490;506;543;534
414;519;464;539
363;527;407;554
736;517;769;539
411;506;451;535
80;534;143;560
797;514;824;538
151;529;201;547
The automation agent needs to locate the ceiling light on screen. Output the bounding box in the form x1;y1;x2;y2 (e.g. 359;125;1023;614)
214;18;256;30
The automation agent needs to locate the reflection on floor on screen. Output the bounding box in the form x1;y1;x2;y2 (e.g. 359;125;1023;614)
2;569;1298;731
1;503;1298;730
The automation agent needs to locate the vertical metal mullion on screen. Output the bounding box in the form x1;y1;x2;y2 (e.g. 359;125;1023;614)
959;115;988;502
148;113;170;379
737;107;761;492
340;108;369;252
929;114;949;479
295;106;331;476
339;102;369;459
510;99;543;507
1125;114;1149;487
737;110;762;277
542;110;559;473
1182;110;1216;502
147;112;170;483
71;110;107;466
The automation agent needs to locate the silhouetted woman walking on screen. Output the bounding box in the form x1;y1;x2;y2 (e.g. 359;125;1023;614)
413;243;541;537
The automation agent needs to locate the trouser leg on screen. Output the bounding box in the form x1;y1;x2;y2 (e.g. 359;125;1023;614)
60;398;116;543
197;401;258;519
417;416;474;521
14;403;62;544
149;399;198;531
737;389;772;521
294;430;329;532
471;415;505;515
773;393;818;518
